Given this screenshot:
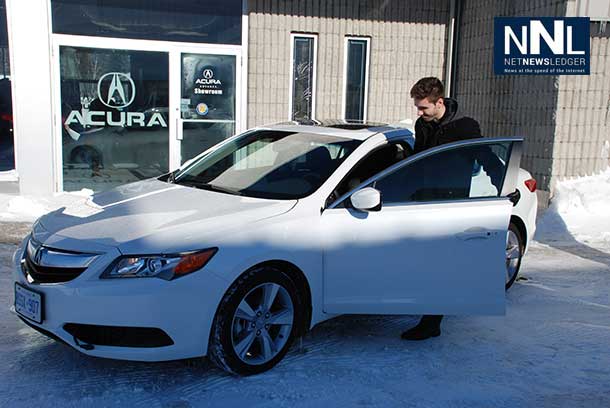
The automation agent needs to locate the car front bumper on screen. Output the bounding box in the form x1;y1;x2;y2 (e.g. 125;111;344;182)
11;241;229;362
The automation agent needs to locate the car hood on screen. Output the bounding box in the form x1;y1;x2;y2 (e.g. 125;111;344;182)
36;179;297;254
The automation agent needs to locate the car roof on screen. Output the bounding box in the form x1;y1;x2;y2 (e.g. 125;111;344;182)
259;119;414;141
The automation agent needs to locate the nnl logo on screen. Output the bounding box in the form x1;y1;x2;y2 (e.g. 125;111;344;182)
494;17;590;76
504;20;585;55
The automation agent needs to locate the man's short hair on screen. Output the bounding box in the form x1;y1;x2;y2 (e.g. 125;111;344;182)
410;77;445;103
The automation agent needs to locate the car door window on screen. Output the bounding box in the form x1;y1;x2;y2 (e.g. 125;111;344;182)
373;141;512;204
329;142;411;204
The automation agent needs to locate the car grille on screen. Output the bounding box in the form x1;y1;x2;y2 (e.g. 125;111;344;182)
21;238;98;284
22;257;87;284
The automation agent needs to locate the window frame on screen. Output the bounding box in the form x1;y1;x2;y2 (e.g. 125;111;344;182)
327;137;523;210
288;32;318;121
342;36;371;122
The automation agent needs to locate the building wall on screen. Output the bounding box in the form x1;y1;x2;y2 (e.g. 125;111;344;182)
454;0;568;196
247;0;449;127
551;1;610;185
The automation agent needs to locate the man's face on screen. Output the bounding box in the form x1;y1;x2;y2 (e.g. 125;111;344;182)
414;97;444;122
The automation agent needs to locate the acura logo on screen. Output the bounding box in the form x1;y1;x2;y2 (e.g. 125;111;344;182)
97;73;136;109
203;69;214;79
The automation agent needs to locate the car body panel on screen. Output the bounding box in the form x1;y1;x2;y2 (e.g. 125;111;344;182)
514;168;538;252
37;178;297;254
322;199;511;315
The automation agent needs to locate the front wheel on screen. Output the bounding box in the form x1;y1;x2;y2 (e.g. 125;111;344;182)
505;222;524;290
208;266;303;375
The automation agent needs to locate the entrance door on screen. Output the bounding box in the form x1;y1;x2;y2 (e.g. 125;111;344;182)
170;50;240;168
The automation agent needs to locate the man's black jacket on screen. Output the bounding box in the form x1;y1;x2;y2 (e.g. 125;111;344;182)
412;97;504;194
413;98;481;153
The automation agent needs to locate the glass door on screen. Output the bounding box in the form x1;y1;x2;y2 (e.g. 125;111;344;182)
171;50;240;167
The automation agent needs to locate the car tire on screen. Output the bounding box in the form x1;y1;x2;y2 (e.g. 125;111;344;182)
505;222;524;291
208;266;304;375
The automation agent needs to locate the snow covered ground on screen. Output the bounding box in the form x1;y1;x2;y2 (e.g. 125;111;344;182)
0;171;609;407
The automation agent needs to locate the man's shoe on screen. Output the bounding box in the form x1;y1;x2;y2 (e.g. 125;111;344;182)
400;325;441;341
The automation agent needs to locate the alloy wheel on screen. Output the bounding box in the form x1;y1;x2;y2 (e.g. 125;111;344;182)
230;282;294;365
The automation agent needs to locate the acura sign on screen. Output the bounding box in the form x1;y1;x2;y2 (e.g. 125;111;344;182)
64;72;167;130
97;73;136;109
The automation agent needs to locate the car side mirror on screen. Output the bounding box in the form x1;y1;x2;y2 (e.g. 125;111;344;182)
350;187;382;212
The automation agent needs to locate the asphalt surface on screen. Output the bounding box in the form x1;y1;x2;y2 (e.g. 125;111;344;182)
0;221;31;245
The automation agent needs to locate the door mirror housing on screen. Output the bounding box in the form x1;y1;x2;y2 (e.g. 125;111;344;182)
350;187;382;212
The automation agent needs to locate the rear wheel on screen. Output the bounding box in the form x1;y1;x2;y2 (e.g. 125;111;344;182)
505;222;524;290
208;266;303;375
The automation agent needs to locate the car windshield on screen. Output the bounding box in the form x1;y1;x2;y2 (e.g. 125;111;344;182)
171;130;362;199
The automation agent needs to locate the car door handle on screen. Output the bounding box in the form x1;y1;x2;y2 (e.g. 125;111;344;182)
456;228;497;241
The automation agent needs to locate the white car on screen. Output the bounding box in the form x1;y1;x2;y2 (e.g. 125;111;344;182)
12;121;537;375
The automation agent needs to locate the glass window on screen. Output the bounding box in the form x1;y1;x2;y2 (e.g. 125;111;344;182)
291;35;316;121
51;0;242;45
330;142;410;203
180;53;237;164
344;38;369;121
181;54;236;121
173;130;361;199
181;122;234;164
0;0;13;171
60;46;169;192
373;142;512;204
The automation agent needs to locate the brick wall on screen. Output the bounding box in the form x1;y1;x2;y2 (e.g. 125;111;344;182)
551;1;610;185
247;0;449;127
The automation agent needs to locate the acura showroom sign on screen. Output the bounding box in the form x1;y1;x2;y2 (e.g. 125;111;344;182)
494;17;590;75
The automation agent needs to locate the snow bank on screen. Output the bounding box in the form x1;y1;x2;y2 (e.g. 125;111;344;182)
536;167;610;248
0;189;93;222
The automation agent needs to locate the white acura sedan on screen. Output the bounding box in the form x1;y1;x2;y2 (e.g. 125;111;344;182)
12;121;537;375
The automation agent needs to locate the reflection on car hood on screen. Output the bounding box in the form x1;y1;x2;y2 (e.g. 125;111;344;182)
37;179;297;254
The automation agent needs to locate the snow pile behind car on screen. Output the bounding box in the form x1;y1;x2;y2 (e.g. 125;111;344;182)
536;167;610;248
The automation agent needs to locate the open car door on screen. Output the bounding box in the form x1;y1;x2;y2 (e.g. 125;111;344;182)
321;138;523;315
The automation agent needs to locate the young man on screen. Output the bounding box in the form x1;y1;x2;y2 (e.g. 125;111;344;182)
401;76;483;341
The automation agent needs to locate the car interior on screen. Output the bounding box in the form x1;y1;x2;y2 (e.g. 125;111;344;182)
326;141;412;206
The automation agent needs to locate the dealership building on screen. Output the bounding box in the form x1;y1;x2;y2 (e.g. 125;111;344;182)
1;0;609;204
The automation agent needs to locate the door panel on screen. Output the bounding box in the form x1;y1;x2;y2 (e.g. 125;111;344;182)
322;199;511;315
322;138;523;315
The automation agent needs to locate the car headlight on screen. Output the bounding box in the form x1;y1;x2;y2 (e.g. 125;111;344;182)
101;248;218;280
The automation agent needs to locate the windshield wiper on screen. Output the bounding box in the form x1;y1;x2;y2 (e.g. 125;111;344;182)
175;178;242;196
198;183;243;196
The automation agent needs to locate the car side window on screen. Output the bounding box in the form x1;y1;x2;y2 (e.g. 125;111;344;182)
329;142;412;205
373;142;512;204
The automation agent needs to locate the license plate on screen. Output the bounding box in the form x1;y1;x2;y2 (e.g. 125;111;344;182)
15;283;43;324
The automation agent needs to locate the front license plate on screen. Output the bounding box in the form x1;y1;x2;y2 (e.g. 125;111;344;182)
15;283;43;324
